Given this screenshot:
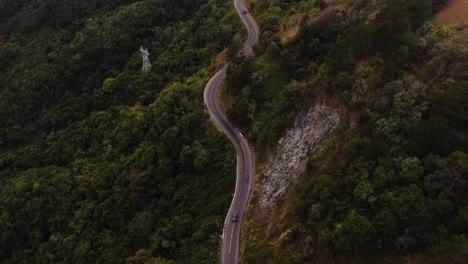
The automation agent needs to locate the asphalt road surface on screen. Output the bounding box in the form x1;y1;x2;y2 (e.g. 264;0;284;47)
203;0;259;263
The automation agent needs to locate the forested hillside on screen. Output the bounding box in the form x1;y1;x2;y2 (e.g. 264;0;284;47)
223;0;468;263
1;0;466;263
0;0;243;263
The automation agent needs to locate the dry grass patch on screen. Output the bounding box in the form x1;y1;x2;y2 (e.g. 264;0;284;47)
435;0;468;28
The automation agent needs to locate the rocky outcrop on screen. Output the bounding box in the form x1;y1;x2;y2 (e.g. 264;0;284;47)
258;100;340;208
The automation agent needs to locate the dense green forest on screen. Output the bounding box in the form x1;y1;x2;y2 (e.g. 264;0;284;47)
222;0;468;263
1;0;466;263
0;0;243;263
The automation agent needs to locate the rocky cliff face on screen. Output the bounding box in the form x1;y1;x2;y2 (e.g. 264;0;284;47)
258;100;341;208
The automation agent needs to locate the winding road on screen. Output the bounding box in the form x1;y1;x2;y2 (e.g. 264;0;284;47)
203;0;259;263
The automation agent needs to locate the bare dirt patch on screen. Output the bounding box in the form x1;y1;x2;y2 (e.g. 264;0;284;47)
434;0;468;28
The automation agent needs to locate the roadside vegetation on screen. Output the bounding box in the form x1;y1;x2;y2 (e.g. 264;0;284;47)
223;0;468;263
0;0;244;263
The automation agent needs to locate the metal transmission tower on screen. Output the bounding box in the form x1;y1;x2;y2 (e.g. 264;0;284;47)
140;46;151;71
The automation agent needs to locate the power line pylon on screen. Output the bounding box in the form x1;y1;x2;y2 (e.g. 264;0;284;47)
140;46;151;71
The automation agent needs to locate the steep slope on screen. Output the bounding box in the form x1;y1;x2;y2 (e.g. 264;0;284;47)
218;0;468;263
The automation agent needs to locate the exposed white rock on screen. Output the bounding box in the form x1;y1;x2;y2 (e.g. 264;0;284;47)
258;100;340;208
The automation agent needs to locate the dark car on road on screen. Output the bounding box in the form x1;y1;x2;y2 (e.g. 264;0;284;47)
232;213;238;223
